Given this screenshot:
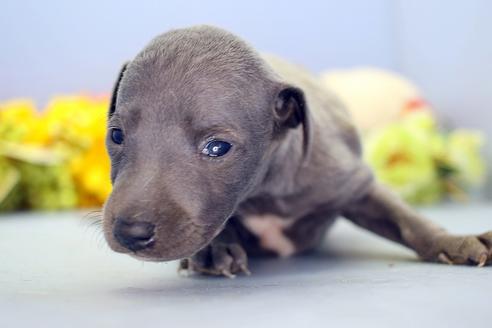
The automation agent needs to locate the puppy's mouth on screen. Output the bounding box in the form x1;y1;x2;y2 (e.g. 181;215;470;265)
104;218;226;262
129;236;212;262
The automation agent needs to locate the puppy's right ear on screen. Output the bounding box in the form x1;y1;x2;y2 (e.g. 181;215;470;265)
108;62;129;118
273;85;312;159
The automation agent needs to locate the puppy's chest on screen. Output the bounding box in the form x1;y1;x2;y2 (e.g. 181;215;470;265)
237;195;326;257
242;214;298;257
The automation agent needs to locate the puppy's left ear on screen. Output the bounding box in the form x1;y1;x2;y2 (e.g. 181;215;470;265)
274;86;312;158
108;62;129;118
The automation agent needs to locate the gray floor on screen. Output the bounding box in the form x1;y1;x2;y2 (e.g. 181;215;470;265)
1;205;491;328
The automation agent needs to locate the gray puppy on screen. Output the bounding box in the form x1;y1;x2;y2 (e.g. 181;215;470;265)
103;25;492;277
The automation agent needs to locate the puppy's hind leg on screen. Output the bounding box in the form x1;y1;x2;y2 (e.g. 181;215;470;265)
341;183;492;266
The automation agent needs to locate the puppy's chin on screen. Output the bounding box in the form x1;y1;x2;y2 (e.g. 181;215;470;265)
131;241;211;261
130;253;184;262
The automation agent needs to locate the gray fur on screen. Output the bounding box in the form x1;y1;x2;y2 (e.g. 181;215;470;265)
103;25;492;276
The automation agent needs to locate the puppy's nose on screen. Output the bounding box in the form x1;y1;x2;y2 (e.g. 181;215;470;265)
113;219;155;251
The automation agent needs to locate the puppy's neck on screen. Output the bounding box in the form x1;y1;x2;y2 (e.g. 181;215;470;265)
254;127;309;198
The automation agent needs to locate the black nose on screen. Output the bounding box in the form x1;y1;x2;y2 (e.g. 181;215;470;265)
113;219;155;251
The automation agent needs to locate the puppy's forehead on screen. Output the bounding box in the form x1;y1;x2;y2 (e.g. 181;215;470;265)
117;72;251;129
114;26;277;131
117;69;272;133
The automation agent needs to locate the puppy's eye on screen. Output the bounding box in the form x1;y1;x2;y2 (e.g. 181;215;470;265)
111;128;124;144
202;140;232;157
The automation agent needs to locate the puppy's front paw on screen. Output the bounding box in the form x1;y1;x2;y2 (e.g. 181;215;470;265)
179;242;251;278
426;232;492;267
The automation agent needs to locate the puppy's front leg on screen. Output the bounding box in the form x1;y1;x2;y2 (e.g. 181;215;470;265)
342;183;492;266
179;218;251;278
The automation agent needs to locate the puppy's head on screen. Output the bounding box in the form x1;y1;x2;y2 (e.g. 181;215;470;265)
103;26;310;261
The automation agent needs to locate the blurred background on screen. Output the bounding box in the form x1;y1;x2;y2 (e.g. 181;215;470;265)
1;0;491;211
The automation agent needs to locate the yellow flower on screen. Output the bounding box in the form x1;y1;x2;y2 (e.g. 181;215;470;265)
363;110;487;204
0;99;39;142
447;130;486;187
41;95;112;206
364;112;442;204
402;110;437;133
1;94;112;210
70;133;112;206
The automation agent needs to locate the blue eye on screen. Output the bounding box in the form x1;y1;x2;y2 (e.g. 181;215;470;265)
202;140;232;157
111;128;124;144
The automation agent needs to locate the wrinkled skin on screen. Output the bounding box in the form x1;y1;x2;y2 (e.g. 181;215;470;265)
103;25;492;277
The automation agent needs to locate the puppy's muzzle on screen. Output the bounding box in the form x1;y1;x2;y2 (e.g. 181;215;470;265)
113;218;155;252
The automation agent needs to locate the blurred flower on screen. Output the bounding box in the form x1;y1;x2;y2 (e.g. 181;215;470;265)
447;130;486;187
364;111;487;204
40;95;111;206
0;99;39;142
0;159;22;211
0;94;111;211
17;161;77;210
364;112;442;204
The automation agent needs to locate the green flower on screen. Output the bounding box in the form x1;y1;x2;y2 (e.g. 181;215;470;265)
0;142;77;211
0;159;22;211
364;113;443;204
447;130;486;187
363;109;487;204
17;161;77;211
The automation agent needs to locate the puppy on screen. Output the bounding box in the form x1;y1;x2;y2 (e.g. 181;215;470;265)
103;25;492;277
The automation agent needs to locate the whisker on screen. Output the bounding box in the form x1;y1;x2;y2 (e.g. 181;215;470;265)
83;209;103;219
132;211;145;219
80;209;104;236
96;234;107;249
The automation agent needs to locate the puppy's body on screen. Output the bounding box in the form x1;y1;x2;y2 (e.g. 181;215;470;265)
103;26;492;276
235;54;373;256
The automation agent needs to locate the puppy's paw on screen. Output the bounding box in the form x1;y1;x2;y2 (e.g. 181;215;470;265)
427;231;492;267
179;242;251;278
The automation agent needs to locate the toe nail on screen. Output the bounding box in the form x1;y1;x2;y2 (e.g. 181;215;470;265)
240;265;251;275
438;253;453;265
221;270;236;279
478;254;487;267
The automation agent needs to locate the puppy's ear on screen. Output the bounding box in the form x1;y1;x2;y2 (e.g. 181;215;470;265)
274;86;312;158
108;62;129;118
